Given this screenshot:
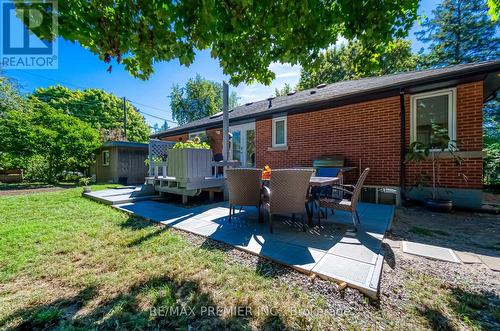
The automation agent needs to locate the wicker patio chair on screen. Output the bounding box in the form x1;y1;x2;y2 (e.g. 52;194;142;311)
225;168;263;223
317;168;370;232
262;169;314;233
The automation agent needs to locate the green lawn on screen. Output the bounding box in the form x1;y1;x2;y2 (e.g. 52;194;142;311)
0;186;341;330
0;187;497;330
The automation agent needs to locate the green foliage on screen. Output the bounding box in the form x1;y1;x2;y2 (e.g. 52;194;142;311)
23;155;52;182
405;123;464;199
484;97;500;184
170;75;239;125
416;0;500;67
31;85;151;142
275;83;293;97
484;142;500;184
488;0;500;20
0;77;100;183
152;121;170;134
298;39;419;90
15;1;418;84
79;177;92;186
173;137;210;150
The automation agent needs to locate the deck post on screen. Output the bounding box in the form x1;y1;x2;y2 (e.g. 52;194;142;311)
222;81;230;200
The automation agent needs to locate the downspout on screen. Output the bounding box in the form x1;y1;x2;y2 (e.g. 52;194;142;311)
399;88;406;202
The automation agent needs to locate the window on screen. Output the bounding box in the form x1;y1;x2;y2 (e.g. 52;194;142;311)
188;130;207;141
410;88;456;148
102;150;110;166
272;116;287;147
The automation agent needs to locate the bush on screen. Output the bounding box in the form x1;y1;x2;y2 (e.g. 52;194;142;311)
23;155;54;183
173;137;210;149
484;142;500;185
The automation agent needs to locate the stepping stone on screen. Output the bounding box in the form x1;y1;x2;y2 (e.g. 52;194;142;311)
454;251;482;264
477;254;500;271
402;241;460;263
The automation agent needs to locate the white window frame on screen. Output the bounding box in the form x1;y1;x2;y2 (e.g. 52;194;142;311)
410;88;457;148
102;150;110;166
188;130;206;140
272;116;287;148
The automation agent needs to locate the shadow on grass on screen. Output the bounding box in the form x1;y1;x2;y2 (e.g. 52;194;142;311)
2;275;290;330
416;286;499;330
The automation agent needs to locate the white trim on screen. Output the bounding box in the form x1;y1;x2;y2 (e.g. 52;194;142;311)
102;150;110;166
410;88;457;147
229;122;256;167
272;116;287;148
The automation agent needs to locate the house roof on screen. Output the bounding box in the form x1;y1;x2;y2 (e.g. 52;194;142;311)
153;60;500;138
102;141;148;149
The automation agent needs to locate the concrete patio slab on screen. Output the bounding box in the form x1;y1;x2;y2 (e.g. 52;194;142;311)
84;186;156;205
454;251;482;264
402;241;460;263
477;254;500;271
312;253;377;296
328;242;379;264
112;200;393;298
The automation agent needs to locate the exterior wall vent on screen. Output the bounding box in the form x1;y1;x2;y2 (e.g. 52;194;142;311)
316;83;327;88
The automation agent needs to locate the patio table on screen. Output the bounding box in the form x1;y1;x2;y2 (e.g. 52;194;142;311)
261;176;339;225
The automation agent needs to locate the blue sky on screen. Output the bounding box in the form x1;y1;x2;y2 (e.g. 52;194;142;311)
5;0;438;129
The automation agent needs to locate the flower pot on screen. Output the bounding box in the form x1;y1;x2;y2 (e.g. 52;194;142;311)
424;198;453;213
83;186;92;193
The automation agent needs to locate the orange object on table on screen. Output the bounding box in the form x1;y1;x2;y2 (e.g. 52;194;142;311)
262;165;271;180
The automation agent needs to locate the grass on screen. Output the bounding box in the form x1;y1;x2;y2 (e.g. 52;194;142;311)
0;186;344;329
0;187;497;330
405;272;498;330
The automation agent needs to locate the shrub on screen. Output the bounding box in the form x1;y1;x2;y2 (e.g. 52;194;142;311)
23;155;53;183
173;137;210;150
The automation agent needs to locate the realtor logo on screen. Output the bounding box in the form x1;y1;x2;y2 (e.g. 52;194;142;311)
1;0;58;69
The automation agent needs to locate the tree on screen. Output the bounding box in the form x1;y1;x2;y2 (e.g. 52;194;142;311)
488;0;500;20
152;121;170;134
416;0;500;67
31;86;151;142
15;1;418;84
298;39;419;90
0;78;100;182
170;75;239;125
275;84;293;97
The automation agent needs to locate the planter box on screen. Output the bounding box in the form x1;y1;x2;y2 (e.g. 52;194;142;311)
167;148;213;181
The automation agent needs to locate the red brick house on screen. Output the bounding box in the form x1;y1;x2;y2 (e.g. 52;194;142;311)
152;61;500;209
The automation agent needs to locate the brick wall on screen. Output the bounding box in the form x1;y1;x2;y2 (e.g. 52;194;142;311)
206;128;223;155
404;81;483;189
161;133;188;143
161;129;223;155
160;81;484;189
256;96;402;186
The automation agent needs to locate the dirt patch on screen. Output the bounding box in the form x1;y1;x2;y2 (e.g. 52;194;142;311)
0;186;67;196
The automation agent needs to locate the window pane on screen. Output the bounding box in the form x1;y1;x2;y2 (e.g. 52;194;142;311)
275;120;285;145
232;130;241;162
416;94;449;147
